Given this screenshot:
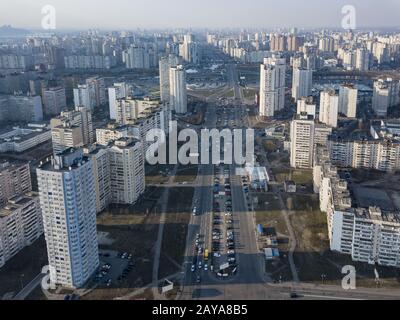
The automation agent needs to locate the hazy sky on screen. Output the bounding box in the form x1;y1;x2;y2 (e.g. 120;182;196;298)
1;0;400;30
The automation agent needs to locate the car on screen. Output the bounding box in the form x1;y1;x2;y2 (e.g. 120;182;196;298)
227;219;233;224
106;279;112;287
196;275;201;284
204;264;208;271
198;261;202;269
192;207;197;216
213;252;221;258
227;250;235;255
191;265;196;272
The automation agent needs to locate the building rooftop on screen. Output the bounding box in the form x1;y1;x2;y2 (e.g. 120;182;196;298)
0;193;38;218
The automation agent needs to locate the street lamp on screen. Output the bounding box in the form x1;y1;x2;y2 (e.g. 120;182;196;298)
19;274;25;291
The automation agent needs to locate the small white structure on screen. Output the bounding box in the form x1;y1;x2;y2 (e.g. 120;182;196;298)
264;248;280;260
245;165;269;191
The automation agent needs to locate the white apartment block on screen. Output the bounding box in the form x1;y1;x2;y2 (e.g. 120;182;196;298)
0;161;32;207
0;54;34;70
159;54;179;103
108;83;131;120
43;87;67;117
292;67;313;102
328;138;400;172
319;89;339;128
169;65;187;114
51;108;94;146
37;148;99;289
108;138;145;205
0;194;43;268
338;85;358;118
116;97;165;125
297;96;316;118
74;85;94;110
83;146;111;213
96;124;129;146
85;77;106;107
372;78;400;117
355;48;370;71
314;147;400;268
84;138;146;212
51;123;84;155
0;95;43;123
290;114;315;169
64;55;117;70
259;55;286;117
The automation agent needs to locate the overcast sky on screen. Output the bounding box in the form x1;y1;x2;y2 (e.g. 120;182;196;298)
1;0;400;30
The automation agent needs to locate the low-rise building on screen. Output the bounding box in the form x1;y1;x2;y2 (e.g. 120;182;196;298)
0;125;51;153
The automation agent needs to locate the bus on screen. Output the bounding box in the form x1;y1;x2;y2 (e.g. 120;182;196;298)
204;249;209;261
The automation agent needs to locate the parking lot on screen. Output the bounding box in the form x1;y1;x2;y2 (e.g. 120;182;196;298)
95;250;134;288
212;164;237;276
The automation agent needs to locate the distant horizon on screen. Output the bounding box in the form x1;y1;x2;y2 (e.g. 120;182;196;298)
1;0;400;31
3;24;400;33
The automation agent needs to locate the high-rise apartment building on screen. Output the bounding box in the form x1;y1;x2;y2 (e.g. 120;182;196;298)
43;87;67;117
292;67;313;101
73;77;105;111
51;122;84;154
108;138;145;205
339;84;358;118
108;83;131;120
169;65;187;114
51;107;94;147
159;54;179;103
290;113;315;169
37;148;99;289
372;78;400;117
259;55;286;117
319;90;339;128
0;95;43;123
84;138;145;212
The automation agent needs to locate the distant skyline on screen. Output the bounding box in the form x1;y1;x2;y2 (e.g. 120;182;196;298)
1;0;400;30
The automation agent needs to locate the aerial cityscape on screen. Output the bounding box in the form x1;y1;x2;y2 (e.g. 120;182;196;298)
2;0;400;306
